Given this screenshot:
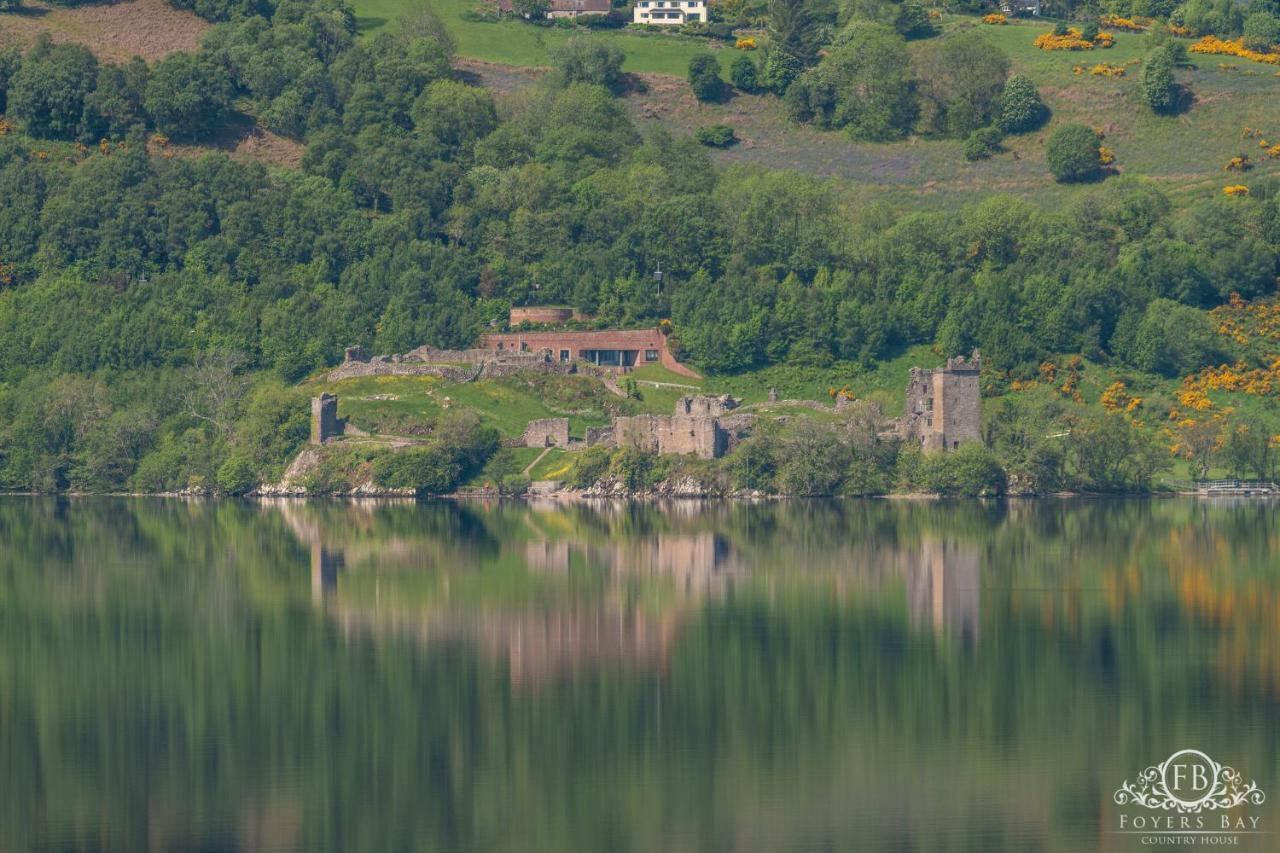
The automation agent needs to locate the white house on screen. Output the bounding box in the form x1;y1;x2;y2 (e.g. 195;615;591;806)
633;0;706;25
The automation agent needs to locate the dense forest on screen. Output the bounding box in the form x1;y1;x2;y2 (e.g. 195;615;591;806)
0;0;1278;493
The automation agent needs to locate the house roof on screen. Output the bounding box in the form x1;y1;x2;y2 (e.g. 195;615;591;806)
497;0;612;12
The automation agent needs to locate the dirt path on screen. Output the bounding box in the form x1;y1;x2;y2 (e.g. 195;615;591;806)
523;446;552;476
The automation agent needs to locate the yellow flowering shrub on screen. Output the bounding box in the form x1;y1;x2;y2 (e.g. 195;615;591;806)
1225;155;1253;171
1190;35;1280;65
1223;184;1250;196
1098;145;1115;165
1100;381;1142;413
735;37;757;50
1169;23;1195;37
1178;386;1214;411
1267;144;1280;158
1090;63;1126;76
1100;14;1145;31
1034;27;1114;50
0;118;10;137
983;12;1007;24
1211;294;1280;350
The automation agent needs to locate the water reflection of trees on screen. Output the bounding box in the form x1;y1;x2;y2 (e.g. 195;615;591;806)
0;497;1276;852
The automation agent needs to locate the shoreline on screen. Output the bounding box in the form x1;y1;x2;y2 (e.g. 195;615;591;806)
0;489;1235;501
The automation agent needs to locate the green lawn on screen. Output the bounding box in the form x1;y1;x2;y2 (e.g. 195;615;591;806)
323;374;612;437
351;0;728;75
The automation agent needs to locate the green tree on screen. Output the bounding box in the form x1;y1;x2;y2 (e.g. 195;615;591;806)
0;46;20;114
786;23;915;140
549;35;626;94
730;54;758;92
1242;11;1280;51
144;51;233;140
411;80;498;157
511;0;550;17
995;74;1048;134
687;53;725;101
695;124;737;146
764;0;819;93
1141;48;1177;114
7;36;98;140
761;46;804;95
912;32;1010;137
1045;123;1102;183
1129;298;1230;376
963;126;1003;160
82;58;150;140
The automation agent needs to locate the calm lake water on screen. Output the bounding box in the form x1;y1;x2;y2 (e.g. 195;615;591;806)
1;497;1277;852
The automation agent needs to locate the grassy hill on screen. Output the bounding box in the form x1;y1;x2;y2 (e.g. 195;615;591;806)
351;0;720;73
352;2;1280;208
628;20;1280;208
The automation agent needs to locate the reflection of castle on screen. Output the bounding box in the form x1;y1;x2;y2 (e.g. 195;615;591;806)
525;531;742;599
283;502;983;690
901;537;981;646
476;610;683;687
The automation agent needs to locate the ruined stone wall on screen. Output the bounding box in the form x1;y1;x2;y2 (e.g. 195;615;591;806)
509;307;588;325
522;418;570;449
613;415;725;459
311;394;343;444
674;395;739;417
717;413;757;452
585;425;615;448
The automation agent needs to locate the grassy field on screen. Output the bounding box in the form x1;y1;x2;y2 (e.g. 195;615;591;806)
351;0;726;74
367;4;1280;208
0;0;207;62
624;18;1280;207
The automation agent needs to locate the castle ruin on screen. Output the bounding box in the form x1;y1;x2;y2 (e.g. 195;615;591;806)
898;351;982;452
609;395;745;460
310;394;345;445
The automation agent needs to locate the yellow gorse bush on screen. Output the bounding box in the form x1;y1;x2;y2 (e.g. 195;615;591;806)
1101;381;1142;413
1100;14;1145;31
1098;146;1116;165
1034;27;1114;50
1225;155;1253;171
735;36;757;50
1190;35;1280;65
1090;63;1126;76
1224;184;1250;196
983;12;1007;24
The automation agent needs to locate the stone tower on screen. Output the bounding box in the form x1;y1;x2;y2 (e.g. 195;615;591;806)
310;394;343;445
899;351;982;453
